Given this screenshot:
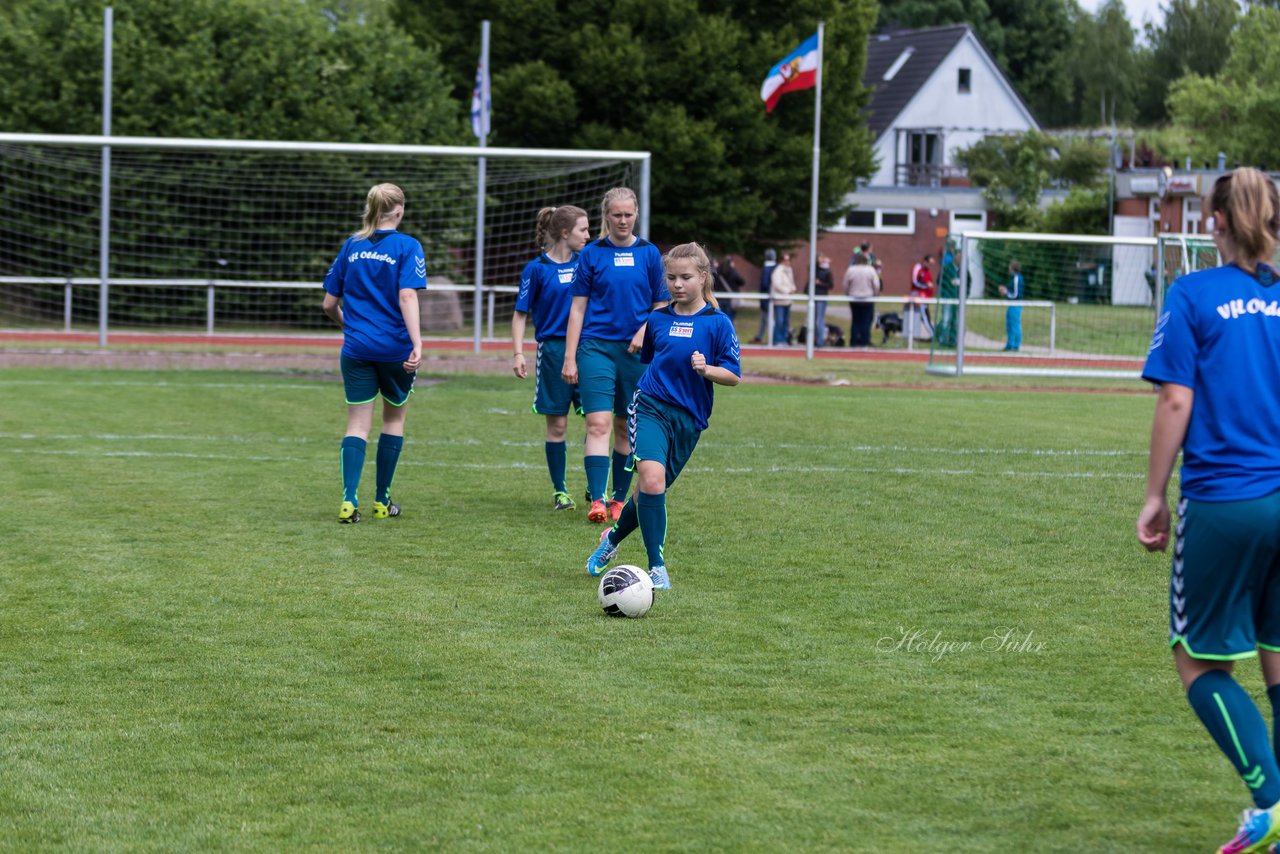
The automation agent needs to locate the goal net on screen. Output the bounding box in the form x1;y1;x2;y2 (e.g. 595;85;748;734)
0;134;644;341
927;231;1159;378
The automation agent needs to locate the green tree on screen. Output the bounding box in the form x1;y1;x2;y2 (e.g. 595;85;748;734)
392;0;878;253
1069;0;1139;126
956;131;1107;231
1167;6;1280;167
1136;0;1238;123
0;0;462;143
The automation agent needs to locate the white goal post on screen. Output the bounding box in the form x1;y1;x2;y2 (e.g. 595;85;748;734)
927;230;1161;379
0;132;650;349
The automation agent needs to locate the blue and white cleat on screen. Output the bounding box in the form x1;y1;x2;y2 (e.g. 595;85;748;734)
648;565;671;590
1219;805;1280;853
586;528;618;577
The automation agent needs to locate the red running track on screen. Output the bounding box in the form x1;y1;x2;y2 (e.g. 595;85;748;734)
0;330;1143;370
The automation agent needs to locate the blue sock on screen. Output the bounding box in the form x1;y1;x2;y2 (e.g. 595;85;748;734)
340;436;367;505
611;450;633;502
1187;669;1280;808
375;433;403;505
636;490;667;570
607;496;639;546
545;441;567;493
585;455;609;502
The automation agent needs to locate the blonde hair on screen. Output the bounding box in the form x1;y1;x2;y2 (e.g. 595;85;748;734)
664;243;719;310
600;187;639;238
534;205;588;250
356;183;405;240
1209;167;1280;264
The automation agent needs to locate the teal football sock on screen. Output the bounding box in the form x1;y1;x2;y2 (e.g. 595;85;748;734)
340;436;367;504
375;433;403;505
545;441;567;493
585;455;609;502
611;450;633;501
1269;683;1280;769
1187;669;1280;808
609;496;639;545
636;490;667;570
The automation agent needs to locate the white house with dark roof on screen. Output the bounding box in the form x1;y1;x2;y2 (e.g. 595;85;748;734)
862;24;1039;188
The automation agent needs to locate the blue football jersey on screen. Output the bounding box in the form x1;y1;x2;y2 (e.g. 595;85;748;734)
571;237;670;341
638;304;741;430
322;229;426;362
514;252;578;340
1143;264;1280;500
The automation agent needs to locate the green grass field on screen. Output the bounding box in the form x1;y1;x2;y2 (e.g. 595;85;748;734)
0;362;1259;851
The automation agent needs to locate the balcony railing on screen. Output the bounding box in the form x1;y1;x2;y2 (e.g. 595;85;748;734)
895;163;969;188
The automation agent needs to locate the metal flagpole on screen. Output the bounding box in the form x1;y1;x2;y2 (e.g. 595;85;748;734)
804;22;824;360
99;6;113;348
473;20;490;354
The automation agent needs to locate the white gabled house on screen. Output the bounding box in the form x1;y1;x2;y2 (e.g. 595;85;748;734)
863;24;1039;188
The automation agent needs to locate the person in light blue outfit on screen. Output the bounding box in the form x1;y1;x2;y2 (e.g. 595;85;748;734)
586;243;741;591
562;187;670;526
1138;167;1280;854
321;183;426;524
998;260;1023;351
511;205;591;511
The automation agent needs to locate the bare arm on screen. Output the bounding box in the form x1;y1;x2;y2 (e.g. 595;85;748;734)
1137;382;1193;551
322;292;342;327
691;351;740;386
399;288;422;373
629;302;668;353
562;295;588;384
511;310;529;379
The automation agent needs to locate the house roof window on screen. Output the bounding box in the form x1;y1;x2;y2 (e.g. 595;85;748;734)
958;68;971;93
882;47;915;82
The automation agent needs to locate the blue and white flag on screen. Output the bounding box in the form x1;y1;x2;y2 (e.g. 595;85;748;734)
470;57;491;140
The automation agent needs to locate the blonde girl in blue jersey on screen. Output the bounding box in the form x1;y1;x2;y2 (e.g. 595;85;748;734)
563;187;670;525
511;205;591;510
586;242;740;590
321;183;426;523
1138;167;1280;853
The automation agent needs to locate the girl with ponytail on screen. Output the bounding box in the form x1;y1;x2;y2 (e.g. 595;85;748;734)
321;183;426;524
584;242;741;591
1138;167;1280;853
511;205;591;510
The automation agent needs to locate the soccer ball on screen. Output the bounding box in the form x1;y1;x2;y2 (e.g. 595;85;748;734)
598;565;654;618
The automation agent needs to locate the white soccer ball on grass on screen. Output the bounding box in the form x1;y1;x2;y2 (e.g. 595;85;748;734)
597;565;654;618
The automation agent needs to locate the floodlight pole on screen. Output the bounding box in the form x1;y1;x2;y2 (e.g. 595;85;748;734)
99;5;113;348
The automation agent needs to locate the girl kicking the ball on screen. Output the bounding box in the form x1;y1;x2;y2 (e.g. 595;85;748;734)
321;183;425;523
511;205;592;511
1138;167;1280;853
585;242;740;590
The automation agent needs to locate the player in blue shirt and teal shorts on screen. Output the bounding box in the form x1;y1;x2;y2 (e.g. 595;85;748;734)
563;187;670;525
321;183;426;524
511;205;591;511
1139;167;1280;853
586;243;741;590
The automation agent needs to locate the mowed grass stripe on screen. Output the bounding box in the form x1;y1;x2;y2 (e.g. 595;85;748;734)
4;366;1239;852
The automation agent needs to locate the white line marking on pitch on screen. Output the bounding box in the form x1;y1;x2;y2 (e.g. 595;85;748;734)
2;448;1144;478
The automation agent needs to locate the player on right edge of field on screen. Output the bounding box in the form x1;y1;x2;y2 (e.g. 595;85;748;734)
585;243;740;590
1138;167;1280;854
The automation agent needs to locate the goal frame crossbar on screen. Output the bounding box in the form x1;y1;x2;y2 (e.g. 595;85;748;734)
0;132;652;348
